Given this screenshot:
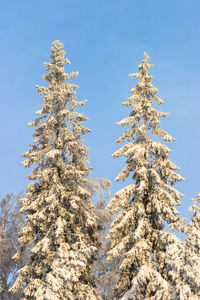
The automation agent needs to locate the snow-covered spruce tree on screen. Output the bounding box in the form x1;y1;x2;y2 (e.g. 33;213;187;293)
106;53;185;299
186;193;200;298
167;193;200;299
9;40;101;300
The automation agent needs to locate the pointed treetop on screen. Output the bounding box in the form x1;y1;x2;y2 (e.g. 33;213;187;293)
143;51;150;62
129;52;154;79
50;40;69;63
140;51;154;70
43;40;71;76
50;39;67;59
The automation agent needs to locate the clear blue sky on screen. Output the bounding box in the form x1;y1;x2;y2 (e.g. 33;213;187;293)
0;0;200;223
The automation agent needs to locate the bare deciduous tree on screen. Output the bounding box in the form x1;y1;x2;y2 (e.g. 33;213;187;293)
0;192;24;300
88;178;119;299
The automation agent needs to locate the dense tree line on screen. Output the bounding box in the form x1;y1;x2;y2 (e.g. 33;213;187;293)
0;41;199;299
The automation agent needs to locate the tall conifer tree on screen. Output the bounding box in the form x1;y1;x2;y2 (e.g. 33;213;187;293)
10;40;100;300
106;53;185;299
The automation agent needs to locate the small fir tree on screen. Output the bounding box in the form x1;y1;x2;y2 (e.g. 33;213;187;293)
167;193;200;299
106;53;185;299
10;40;100;300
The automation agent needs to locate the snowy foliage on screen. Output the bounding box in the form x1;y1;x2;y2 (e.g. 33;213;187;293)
167;193;200;299
106;53;186;299
9;40;100;300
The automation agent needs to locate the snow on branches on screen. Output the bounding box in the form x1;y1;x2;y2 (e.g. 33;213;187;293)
106;52;186;299
10;40;100;300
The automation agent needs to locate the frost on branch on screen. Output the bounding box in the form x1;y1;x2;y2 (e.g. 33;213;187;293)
106;52;185;299
9;40;100;300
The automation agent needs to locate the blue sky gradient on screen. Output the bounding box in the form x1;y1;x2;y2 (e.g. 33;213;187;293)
0;0;200;224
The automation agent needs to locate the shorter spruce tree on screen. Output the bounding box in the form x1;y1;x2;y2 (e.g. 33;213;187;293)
106;53;185;299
